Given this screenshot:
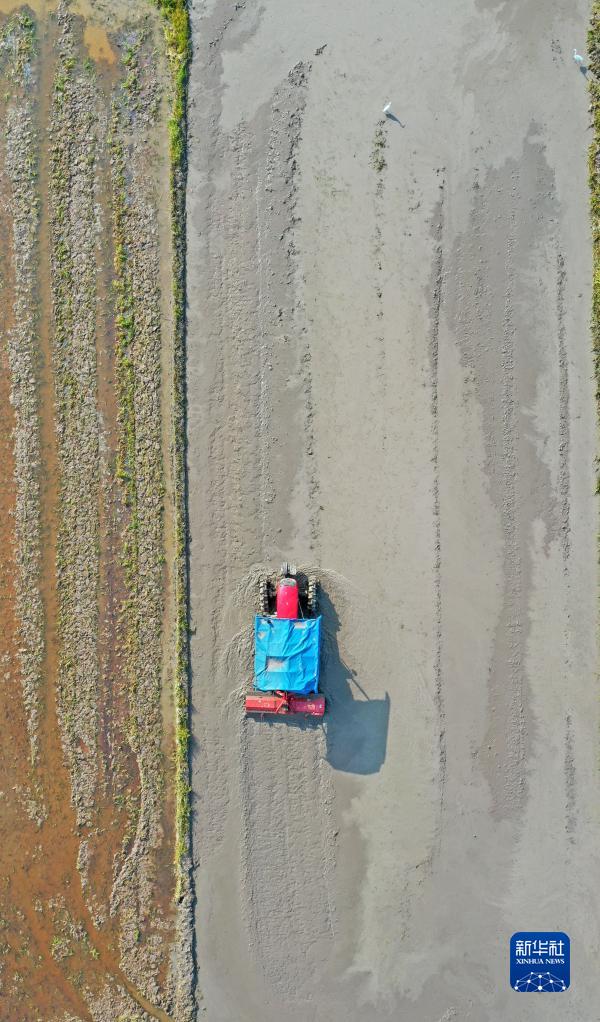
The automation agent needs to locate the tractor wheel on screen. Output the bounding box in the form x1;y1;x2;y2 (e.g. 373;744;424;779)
258;576;269;615
307;574;319;614
288;563;297;577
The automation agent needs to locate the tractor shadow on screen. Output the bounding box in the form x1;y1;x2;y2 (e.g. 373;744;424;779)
319;588;390;774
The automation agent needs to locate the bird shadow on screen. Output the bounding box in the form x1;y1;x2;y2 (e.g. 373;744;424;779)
385;111;405;127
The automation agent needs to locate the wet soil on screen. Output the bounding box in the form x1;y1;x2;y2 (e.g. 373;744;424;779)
187;2;599;1020
0;3;180;1019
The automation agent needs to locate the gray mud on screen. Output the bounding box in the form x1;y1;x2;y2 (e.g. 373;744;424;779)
186;1;599;1019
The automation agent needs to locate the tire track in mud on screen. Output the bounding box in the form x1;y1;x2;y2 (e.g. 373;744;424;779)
556;247;571;565
555;244;575;862
428;185;447;847
235;571;335;1004
483;147;561;820
371;122;389;430
262;62;322;555
188;10;335;1009
241;67;338;989
497;196;527;815
239;720;334;992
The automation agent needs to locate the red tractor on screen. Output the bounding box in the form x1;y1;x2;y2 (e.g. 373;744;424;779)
245;563;325;717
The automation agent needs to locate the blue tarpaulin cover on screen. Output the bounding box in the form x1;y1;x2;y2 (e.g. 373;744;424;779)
254;615;321;695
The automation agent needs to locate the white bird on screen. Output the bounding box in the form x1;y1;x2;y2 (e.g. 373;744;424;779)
383;101;393;116
573;48;584;65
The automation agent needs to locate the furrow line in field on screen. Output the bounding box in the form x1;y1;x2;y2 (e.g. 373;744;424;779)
49;4;101;829
556;247;571;565
428;185;447;845
3;12;44;767
108;23;176;1007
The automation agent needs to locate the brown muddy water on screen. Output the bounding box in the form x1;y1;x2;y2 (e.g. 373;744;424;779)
0;3;178;1020
83;23;115;64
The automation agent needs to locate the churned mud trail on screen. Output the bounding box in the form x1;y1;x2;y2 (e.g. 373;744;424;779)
188;1;599;1020
186;6;336;1016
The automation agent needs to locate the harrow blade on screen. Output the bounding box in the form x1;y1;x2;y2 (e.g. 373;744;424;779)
245;692;325;718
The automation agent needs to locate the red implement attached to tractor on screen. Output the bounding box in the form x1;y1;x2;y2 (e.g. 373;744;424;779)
245;563;325;718
244;691;325;716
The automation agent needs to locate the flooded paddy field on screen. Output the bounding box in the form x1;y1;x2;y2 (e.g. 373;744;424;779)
186;1;598;1020
0;3;191;1019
